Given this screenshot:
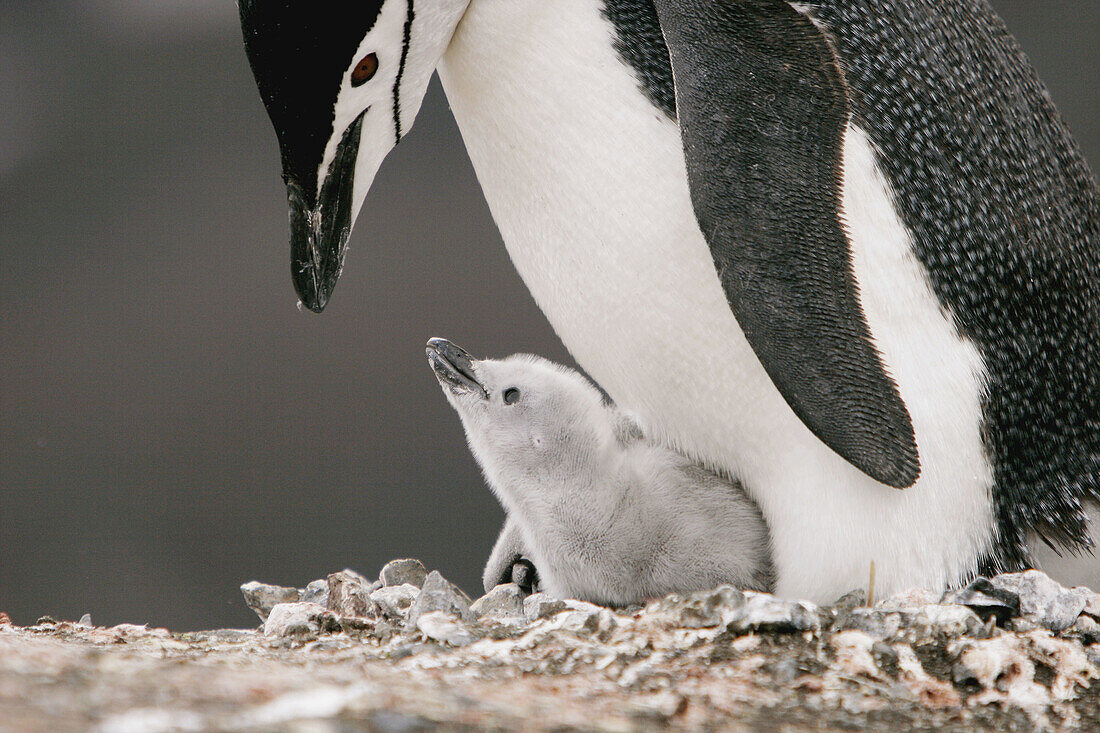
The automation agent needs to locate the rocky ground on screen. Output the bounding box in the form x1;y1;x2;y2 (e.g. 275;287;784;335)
2;563;1099;732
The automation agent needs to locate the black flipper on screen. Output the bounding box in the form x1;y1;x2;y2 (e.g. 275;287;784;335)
651;0;920;488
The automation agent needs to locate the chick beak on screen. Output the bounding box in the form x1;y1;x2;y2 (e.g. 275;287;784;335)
426;338;488;398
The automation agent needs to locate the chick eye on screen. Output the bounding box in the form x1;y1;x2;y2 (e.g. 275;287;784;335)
503;388;521;405
351;52;379;87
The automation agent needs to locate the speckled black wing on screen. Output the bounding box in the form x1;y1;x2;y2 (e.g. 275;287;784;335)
651;0;920;488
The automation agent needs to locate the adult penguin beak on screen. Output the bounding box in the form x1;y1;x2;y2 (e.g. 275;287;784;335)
287;113;366;312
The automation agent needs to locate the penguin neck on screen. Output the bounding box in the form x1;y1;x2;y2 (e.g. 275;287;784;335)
486;437;627;540
438;0;672;151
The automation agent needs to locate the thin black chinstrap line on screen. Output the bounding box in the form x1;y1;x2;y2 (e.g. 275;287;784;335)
393;0;415;145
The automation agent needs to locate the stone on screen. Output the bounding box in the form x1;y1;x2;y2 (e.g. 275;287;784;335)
831;630;880;678
299;579;329;607
1087;644;1100;669
470;583;526;619
650;586;746;629
77;614;93;628
835;604;982;641
560;607;618;638
1066;615;1100;645
1082;591;1100;621
240;581;300;622
989;570;1090;632
831;589;867;613
523;593;568;622
371;584;421;620
876;587;940;610
379;559;429;589
326;570;380;619
917;604;985;638
407;571;475;625
942;577;1020;624
895;645;962;708
262;602;329;638
833;608;902;639
726;592;820;633
415;611;478;646
948;631;1097;713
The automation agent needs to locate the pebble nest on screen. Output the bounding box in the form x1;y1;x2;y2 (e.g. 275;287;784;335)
2;561;1099;731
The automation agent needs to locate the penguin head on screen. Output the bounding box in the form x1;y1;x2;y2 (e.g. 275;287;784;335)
426;339;616;486
239;1;469;311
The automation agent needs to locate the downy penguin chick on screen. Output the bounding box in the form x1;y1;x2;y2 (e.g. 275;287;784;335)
426;338;774;606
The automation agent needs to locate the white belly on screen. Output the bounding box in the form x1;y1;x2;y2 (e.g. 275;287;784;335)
439;0;994;602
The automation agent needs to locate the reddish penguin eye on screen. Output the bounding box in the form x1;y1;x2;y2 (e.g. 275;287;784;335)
351;53;379;87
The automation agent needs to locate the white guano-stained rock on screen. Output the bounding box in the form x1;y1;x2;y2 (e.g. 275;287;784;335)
263;602;329;638
415;611;478;646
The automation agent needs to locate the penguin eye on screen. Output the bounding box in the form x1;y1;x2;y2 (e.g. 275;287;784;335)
503;388;521;405
351;53;379;87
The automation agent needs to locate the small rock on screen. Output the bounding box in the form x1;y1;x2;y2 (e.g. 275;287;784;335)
523;593;568;622
263;602;329;638
35;616;58;626
326;570;379;619
831;589;867;613
831;630;881;678
533;602;618;639
240;581;300;622
1087;644;1100;668
415;610;478;646
833;608;902;639
0;612;11;626
726;592;820;633
380;559;429;589
876;587;940;610
371;584;421;620
1082;591;1100;621
1067;614;1100;645
109;623;168;639
917;604;985;638
569;607;618;638
1007;616;1039;633
657;586;746;629
989;570;1089;632
77;613;93;628
871;641;900;673
942;577;1020;624
470;583;526;619
299;579;329;606
407;571;475;625
895;645;962;708
180;629;254;643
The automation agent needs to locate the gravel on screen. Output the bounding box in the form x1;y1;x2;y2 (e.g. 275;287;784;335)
2;563;1098;731
262;602;330;638
240;581;300;622
469;582;526;619
379;559;429;589
370;583;420;620
406;570;476;625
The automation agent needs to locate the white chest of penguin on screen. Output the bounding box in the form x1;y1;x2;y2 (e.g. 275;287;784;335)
438;0;994;603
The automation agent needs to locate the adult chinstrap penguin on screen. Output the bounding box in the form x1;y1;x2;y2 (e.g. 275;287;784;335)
238;1;1099;602
426;338;775;604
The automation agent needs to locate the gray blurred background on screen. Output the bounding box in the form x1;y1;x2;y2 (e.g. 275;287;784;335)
0;1;1097;630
